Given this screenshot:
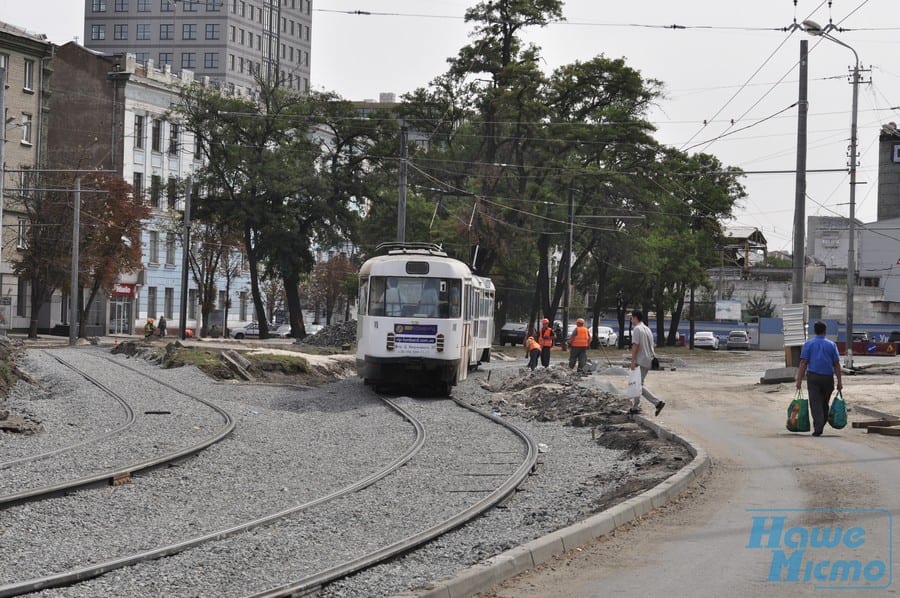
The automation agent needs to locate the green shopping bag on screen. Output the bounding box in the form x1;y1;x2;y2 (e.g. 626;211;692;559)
829;390;847;429
787;391;811;432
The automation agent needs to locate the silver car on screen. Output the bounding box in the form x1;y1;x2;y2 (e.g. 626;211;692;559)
231;322;292;339
726;330;751;350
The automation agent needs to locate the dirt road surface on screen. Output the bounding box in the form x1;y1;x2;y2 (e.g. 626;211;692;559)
479;349;900;597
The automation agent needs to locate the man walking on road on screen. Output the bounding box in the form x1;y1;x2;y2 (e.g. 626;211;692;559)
795;320;843;436
568;318;590;374
629;309;665;416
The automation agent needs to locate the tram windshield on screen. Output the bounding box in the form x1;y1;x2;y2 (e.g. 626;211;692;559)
368;276;462;319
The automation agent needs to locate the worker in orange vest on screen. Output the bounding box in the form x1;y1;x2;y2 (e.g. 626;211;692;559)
525;335;542;371
568;318;591;373
538;318;555;368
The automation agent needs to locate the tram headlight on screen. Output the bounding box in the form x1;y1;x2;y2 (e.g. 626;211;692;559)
386;332;395;351
436;333;444;352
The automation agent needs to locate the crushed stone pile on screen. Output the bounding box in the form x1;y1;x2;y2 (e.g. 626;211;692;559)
298;320;357;347
479;365;629;423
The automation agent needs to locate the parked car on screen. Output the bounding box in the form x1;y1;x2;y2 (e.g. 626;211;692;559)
852;332;870;343
693;331;719;350
726;329;751;350
231;322;292;339
499;322;528;346
596;326;618;347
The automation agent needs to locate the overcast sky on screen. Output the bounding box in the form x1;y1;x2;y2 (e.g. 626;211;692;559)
3;1;900;252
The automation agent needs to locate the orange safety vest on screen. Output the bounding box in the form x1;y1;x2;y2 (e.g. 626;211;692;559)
570;325;590;348
539;326;554;347
526;337;541;352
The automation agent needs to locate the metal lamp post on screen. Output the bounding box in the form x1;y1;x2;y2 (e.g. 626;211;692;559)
803;19;860;368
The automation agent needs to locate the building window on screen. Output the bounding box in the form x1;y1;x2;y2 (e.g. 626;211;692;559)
138;0;151;11
114;24;128;40
135;52;150;64
132;172;143;201
134;114;145;148
207;0;221;10
151;118;162;151
183;0;198;11
149;231;159;263
205;23;220;39
16;277;27;318
23;59;34;91
159;52;173;67
147;287;157;319
160;23;174;40
181;52;196;69
165;233;176;265
204;52;219;69
161;0;174;11
150;174;161;207
136;24;151;40
167;178;178;210
17;218;28;249
229;53;234;70
20;114;32;144
182;23;197;40
218;290;227;310
188;289;198;319
164;288;174;318
92;0;107;11
115;0;128;10
168;123;179;155
91;24;106;40
239;291;248;320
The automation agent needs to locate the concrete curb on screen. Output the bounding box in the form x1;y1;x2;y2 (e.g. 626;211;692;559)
400;417;710;598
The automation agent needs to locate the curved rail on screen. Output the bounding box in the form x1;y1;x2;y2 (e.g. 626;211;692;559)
0;352;235;507
246;395;539;598
0;396;426;598
0;352;137;470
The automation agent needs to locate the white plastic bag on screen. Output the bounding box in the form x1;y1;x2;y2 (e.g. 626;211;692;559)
626;368;642;398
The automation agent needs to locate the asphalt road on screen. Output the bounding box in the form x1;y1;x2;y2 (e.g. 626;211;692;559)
481;350;900;597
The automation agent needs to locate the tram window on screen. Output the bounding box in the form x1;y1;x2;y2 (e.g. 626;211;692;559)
406;261;429;275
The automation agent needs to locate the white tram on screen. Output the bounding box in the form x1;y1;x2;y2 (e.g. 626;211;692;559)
356;243;494;394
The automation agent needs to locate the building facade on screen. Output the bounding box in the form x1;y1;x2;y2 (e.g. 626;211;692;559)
82;0;311;96
0;23;54;332
48;43;254;336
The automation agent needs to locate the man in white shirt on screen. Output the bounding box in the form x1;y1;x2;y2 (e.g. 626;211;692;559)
629;309;665;416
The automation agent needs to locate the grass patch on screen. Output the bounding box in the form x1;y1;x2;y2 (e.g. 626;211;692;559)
244;352;311;374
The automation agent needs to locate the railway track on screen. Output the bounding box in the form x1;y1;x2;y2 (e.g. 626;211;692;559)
0;350;235;508
0;349;537;597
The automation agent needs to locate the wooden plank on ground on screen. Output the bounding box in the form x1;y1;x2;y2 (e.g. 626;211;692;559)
867;426;900;437
851;419;900;429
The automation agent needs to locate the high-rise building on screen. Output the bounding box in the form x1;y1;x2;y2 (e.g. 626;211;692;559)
83;0;311;95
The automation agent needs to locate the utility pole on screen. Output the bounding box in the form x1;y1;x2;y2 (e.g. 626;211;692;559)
792;40;808;306
179;174;191;340
397;124;408;243
69;177;81;346
789;39;809;367
562;186;574;350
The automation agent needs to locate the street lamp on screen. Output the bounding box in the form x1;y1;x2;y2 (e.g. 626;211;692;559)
803;19;860;368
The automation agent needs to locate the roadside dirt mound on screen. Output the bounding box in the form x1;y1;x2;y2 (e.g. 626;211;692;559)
472;364;692;514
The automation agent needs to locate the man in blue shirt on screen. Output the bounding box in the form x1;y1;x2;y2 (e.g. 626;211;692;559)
795;321;844;436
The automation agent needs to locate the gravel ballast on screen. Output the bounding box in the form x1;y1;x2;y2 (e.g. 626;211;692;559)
0;345;689;597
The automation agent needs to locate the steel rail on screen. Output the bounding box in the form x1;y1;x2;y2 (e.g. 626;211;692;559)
0;351;235;507
246;395;539;598
0;351;137;470
0;396;425;598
